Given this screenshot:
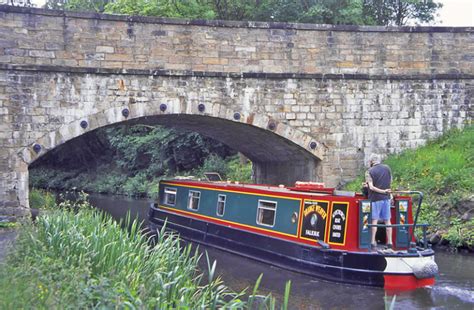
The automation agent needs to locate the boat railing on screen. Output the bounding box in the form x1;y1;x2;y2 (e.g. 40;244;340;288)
368;223;430;252
368;191;431;252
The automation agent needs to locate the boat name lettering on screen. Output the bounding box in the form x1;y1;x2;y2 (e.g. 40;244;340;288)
303;204;327;220
329;203;348;245
305;229;320;237
332;209;346;221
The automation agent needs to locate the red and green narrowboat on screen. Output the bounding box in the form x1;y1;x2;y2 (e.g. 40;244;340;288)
148;179;438;290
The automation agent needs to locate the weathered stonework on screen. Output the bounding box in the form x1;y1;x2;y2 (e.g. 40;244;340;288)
0;5;472;218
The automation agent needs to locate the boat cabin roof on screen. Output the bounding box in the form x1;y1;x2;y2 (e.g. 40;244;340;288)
162;179;364;199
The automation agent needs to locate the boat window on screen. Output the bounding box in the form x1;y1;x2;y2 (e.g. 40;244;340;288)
216;194;226;216
164;187;177;206
256;200;277;227
187;190;201;211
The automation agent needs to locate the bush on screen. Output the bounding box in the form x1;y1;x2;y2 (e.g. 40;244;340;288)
226;155;253;183
122;172;154;197
29;188;56;210
192;154;253;183
198;154;229;177
445;218;474;248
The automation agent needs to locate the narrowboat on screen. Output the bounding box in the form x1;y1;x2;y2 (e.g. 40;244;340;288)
148;177;438;290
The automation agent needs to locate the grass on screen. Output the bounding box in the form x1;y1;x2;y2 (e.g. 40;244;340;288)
0;222;17;228
345;126;474;249
0;193;290;308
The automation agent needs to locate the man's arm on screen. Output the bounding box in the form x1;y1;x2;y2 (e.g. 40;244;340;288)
365;170;391;194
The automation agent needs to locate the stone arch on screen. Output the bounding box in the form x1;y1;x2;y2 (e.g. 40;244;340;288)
18;102;324;197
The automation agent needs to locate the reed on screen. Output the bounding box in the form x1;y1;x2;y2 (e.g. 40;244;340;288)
29;187;56;210
0;198;290;308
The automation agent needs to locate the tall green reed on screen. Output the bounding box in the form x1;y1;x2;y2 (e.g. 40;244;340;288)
0;198;290;308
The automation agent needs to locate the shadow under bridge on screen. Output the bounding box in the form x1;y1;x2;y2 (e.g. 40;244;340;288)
138;114;322;185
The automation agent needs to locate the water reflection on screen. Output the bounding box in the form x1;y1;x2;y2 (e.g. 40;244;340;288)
89;194;474;309
89;193;151;227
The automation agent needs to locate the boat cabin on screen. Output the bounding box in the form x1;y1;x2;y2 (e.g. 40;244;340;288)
155;180;414;251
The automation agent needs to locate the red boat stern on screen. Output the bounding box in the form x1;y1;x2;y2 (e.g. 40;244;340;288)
384;274;435;291
383;253;438;290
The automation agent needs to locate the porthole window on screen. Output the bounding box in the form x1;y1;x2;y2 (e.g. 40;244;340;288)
187;190;201;211
256;200;277;227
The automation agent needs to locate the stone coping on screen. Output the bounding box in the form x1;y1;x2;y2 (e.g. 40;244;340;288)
1;4;472;33
1;63;473;81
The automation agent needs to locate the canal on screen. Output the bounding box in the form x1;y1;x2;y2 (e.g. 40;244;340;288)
89;193;474;309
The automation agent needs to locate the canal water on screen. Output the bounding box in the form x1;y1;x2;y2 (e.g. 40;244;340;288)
89;194;474;309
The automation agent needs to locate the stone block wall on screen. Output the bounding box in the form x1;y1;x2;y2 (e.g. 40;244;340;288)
0;6;472;75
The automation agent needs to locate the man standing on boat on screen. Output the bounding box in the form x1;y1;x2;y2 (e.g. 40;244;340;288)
365;153;392;250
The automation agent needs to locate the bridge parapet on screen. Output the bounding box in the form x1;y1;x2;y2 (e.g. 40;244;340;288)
0;5;473;77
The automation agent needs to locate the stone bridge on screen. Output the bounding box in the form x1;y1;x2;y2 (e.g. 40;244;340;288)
0;5;472;218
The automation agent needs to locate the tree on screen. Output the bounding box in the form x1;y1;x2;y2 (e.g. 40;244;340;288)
280;0;365;25
45;0;111;12
362;0;442;26
104;0;215;18
249;0;441;26
39;0;442;26
207;0;281;21
6;0;33;7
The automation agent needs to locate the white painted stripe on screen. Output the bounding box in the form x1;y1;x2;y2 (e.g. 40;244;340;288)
384;255;435;274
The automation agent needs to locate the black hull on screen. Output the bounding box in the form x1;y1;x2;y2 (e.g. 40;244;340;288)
149;208;435;288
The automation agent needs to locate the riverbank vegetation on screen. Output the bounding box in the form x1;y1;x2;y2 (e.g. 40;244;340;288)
29;188;56;210
345;126;474;251
0;221;17;228
0;193;289;308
